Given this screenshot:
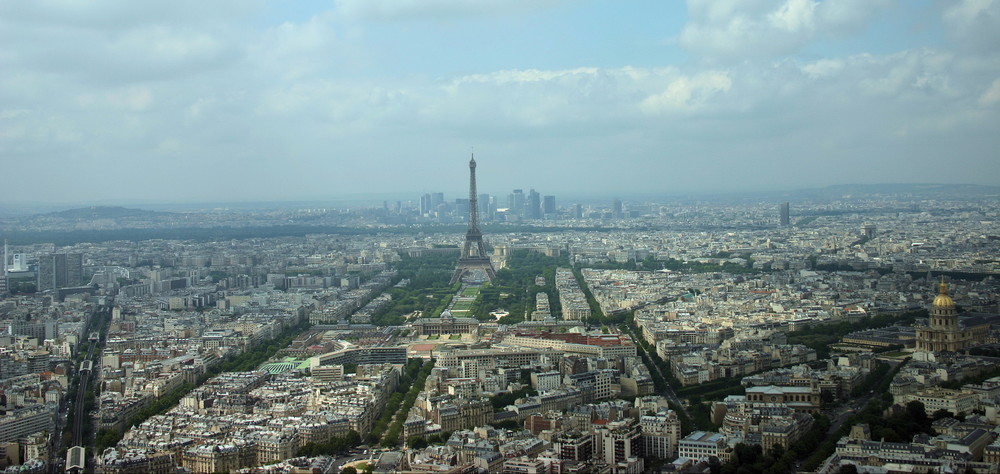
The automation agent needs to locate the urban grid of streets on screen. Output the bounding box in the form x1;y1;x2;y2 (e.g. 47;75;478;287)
2;190;1000;473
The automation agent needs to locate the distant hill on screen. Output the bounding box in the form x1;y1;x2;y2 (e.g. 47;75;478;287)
570;183;1000;204
787;183;1000;200
43;206;170;219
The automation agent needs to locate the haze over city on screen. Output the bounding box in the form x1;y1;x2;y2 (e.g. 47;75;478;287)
2;0;999;205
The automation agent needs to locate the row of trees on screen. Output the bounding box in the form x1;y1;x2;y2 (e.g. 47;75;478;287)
95;319;312;453
297;430;363;457
371;252;458;326
95;381;195;453
404;418;523;450
203;320;312;378
800;360;908;471
621;322;667;394
474;250;570;324
619;320;705;435
373;285;459;326
372;249;611;327
623;317;690;390
489;386;537;412
720;414;831;474
393;252;460;289
786;309;925;359
368;359;425;443
574;255;760;275
571;267;634;326
850;361;889;398
369;393;404;444
381;359;436;447
676;376;748;400
940;363;1000;390
572;267;606;322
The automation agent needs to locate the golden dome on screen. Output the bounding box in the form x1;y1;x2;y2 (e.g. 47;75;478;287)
932;281;954;308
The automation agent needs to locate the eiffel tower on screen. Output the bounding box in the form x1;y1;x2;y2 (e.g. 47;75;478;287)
451;155;496;284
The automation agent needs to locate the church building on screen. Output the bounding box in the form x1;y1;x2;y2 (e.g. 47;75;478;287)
914;281;989;352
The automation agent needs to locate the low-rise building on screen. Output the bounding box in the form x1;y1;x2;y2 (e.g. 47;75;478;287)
744;384;822;414
677;431;731;462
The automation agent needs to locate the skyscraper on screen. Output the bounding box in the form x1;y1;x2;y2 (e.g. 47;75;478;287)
542;195;556;215
455;198;470;217
527;189;541;219
37;253;83;292
510;189;525;217
612;199;623;219
779;202;790;226
420;194;431;215
431;192;445;209
478;193;493;221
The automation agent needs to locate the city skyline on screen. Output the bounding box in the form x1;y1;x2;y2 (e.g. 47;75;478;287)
2;1;999;204
3;181;1000;219
1;173;999;471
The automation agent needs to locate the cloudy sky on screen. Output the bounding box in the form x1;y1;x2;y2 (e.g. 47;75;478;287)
2;0;999;204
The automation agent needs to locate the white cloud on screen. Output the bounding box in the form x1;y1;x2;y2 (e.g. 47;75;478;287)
768;0;817;33
980;78;1000;106
0;0;998;202
942;0;1000;53
640;72;733;114
680;0;890;61
453;68;600;86
0;0;260;30
0;3;246;87
801;58;845;78
105;87;154;112
855;50;959;100
334;0;565;21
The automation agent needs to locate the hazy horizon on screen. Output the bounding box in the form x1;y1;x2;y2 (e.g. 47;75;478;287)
3;1;999;204
2;182;997;217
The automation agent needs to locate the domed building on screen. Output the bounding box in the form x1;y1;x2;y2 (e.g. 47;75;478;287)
914;281;989;352
409;310;480;336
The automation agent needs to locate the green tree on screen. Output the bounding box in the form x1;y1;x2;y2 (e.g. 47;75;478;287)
932;408;953;420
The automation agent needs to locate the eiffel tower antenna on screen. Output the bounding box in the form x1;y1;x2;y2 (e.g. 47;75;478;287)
451;153;496;284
